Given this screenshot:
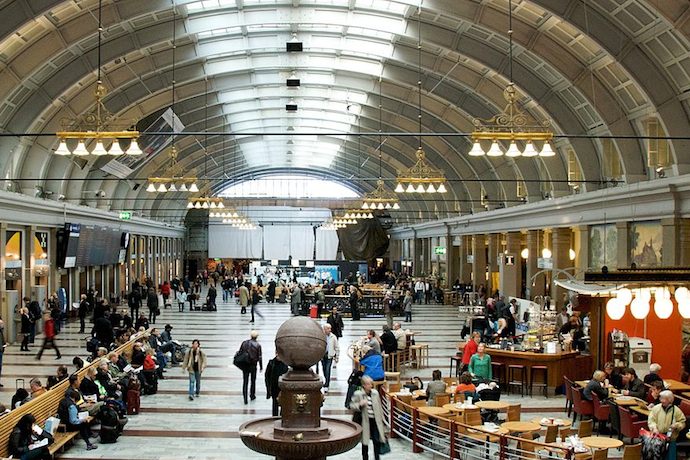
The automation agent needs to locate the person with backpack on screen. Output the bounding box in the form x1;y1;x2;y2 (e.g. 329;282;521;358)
35;311;61;360
58;389;98;451
182;339;207;401
238;331;263;404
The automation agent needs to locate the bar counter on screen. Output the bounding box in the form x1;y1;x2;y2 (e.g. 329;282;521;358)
484;347;592;394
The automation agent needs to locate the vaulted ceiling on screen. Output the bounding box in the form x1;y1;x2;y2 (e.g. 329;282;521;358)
1;0;690;225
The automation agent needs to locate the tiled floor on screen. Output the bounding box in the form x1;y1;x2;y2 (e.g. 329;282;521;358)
1;287;588;459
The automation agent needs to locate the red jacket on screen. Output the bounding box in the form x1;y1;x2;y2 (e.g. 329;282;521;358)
161;284;171;296
462;339;477;365
44;318;56;339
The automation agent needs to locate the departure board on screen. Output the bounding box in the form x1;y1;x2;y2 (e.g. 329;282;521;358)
59;223;125;267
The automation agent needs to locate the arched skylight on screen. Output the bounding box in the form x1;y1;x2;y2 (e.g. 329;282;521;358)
219;175;360;199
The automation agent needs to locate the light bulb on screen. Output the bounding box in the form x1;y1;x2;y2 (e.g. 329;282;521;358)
505;141;521;157
179;184;188;192
522;141;538;157
468;141;485;156
395;183;404;193
167;183;177;192
108;140;125;156
487;140;503;156
189;183;199;193
415;184;426;193
569;249;576;261
617;288;633;305
91;141;108;156
55;140;71;156
630;297;649;319
392;202;400;209
539;141;555;157
520;248;529;259
157;183;167;193
437;184;447;193
654;297;673;319
606;298;625;320
427;184;436;193
405;184;415;193
72;141;89;156
146;183;156;192
126;139;143;155
675;287;690;302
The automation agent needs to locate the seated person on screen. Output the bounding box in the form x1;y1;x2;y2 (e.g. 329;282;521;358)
620;367;646;399
604;361;623;389
160;324;180;364
11;388;30;409
380;325;398;354
644;363;663;385
67;374;102;416
356;345;384;382
8;413;53;460
454;372;477;399
28;378;47;400
583;370;609;401
0;404;9;417
95;359;120;398
58;389;98;451
80;367;107;402
72;356;85;372
647;380;665;408
426;369;447;406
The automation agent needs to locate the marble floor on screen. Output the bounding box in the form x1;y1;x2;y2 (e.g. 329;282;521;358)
1;287;593;460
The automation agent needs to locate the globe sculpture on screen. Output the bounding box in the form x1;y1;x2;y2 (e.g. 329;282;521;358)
239;317;362;460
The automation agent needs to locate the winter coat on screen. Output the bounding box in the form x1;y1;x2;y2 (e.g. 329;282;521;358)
350;389;387;445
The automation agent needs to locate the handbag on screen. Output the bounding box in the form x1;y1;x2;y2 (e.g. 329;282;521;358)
233;349;250;369
378;440;391;455
640;428;669;460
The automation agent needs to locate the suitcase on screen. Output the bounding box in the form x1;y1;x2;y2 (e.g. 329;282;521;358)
309;304;318;319
16;378;25;390
126;389;140;415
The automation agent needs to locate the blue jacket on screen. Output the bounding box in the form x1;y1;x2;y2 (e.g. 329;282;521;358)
360;352;384;381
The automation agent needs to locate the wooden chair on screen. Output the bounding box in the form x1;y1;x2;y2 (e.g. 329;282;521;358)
387;382;401;393
384;371;401;384
544;424;559;443
577;419;593;438
559;427;576;440
506;404;521;422
622;443;642;460
518;432;538;459
453;392;465;403
442;377;456;386
435;393;451;407
397;394;412;406
463;407;483;426
592;448;608;460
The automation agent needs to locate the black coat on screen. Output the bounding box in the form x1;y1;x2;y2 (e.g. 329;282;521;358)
265;358;288;398
92;317;114;346
380;331;398;354
20;314;31;334
327;313;344;338
9;425;53;457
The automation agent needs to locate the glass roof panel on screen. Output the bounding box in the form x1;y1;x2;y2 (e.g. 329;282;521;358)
219;175;359;198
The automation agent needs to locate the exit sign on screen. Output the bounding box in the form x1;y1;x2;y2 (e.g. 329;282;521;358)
119;211;132;220
434;246;446;255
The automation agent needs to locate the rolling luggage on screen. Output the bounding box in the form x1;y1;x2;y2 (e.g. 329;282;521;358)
126;388;140;415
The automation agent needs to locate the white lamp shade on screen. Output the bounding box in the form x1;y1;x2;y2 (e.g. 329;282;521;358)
187;202;193;209
487;140;503;156
194;202;202;209
415;184;426;193
630;297;650;319
505;141;521;157
606;297;625;320
156;183;167;192
394;183;404;193
179;184;188;192
367;213;374;218
361;202;369;209
541;248;552;258
468;141;485;156
218;202;225;209
437;183;447;193
91;140;108;156
189;183;199;193
522;141;538;157
392;202;400;209
108;140;125;156
569;248;576;261
210;202;217;209
426;184;436;193
146;183;157;192
384;203;392;209
72;141;89;156
539;141;555;157
520;248;529;259
617;288;633;305
654;297;674;319
405;184;415;193
55;140;71;156
201;201;209;209
126;139;143;155
679;300;690;319
675;287;690;303
167;183;177;192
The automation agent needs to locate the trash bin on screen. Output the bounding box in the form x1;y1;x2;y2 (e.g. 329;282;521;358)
309;304;319;318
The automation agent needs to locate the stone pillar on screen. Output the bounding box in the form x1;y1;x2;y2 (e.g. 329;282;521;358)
0;223;8;342
458;236;472;285
445;229;454;288
472;235;487;293
526;230;543;299
662;218;680;266
487;234;500;295
411;237;421;276
500;232;522;299
616;222;630;269
680;220;690;267
551;227;572;308
573;225;589;278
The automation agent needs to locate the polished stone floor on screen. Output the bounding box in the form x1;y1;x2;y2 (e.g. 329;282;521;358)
1;286;595;460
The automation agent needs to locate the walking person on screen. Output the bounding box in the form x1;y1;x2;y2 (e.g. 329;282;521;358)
128;288;141;320
265;354;288;416
221;276;232;303
327;307;344;339
321;324;339;393
182;339;207;401
249;285;264;323
350;375;388;460
36;311;61;360
147;288;158;324
239;330;263;404
349;285;361;321
77;295;88;333
19;307;31;352
403;289;413;322
290;283;302;316
207;284;217;311
176;289;187;312
239;282;249;314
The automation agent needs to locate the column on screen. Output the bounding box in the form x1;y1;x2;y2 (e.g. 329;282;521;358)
411;237;421;276
526;229;543;299
680;220;690;266
458;236;472;285
500;232;522;299
573;225;589;278
662;218;680;266
471;235;487;293
616;222;630;269
487;234;500;295
445;228;455;288
0;223;8;342
551;227;572;308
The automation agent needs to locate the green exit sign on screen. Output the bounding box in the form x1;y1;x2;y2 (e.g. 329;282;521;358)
119;211;132;220
434;246;446;255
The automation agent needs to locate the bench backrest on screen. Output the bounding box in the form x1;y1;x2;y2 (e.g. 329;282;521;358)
0;329;150;457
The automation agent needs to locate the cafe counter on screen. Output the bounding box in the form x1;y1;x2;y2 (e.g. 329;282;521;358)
484;347;592;394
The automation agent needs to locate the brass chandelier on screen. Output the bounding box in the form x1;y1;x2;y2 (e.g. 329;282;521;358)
395;6;447;194
468;0;554;158
54;0;141;156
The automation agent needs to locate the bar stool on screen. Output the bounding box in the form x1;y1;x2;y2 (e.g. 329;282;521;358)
507;364;527;396
409;344;429;369
385;371;401;384
530;366;548;398
491;362;506;387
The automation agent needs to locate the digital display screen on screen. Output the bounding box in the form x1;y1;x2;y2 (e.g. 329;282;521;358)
59;223;126;268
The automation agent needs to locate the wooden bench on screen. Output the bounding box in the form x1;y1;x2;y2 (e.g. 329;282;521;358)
0;329;150;458
48;431;79;456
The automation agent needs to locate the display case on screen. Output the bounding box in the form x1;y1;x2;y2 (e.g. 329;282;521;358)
609;330;629;368
523;300;558;350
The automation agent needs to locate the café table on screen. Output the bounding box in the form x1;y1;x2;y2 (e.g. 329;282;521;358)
531;417;572;428
664;379;690;392
630;405;651;417
442;403;477;413
469;424;509;436
501;421;541;433
475;400;510;411
412;389;426;399
613;396;646;406
417;406;450;417
580;436;623;450
547;442;595;459
574;380;589;388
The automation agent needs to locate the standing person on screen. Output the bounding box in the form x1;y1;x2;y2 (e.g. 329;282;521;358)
36;311;61;360
461;332;480;373
49;293;61;334
327;307;344;339
147;288;158;324
221;276;232;303
403;289;413;322
239;283;249;315
349;285;361;321
290;283;302;316
414;279;425;304
239;331;263;404
468;343;492;382
128;288;141;321
265;354;288;416
249;285;263;323
161;281;171;307
78;295;88;333
176;289;187;312
27;298;41;344
266;279;277;304
20;307;32;352
0;316;6;387
182;339;207;401
350;375;388;460
647;390;686;459
321;324;339;393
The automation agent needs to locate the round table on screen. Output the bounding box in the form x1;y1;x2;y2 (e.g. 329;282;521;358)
470;425;510;435
417;406;450;417
475;400;510;410
412;389;427;399
580;436;624;449
442;403;477;413
501;421;541;433
531;417;572;428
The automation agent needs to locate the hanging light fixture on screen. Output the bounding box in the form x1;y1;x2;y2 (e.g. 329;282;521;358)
606;297;625;320
395;5;447;194
466;0;554;158
54;0;140;156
